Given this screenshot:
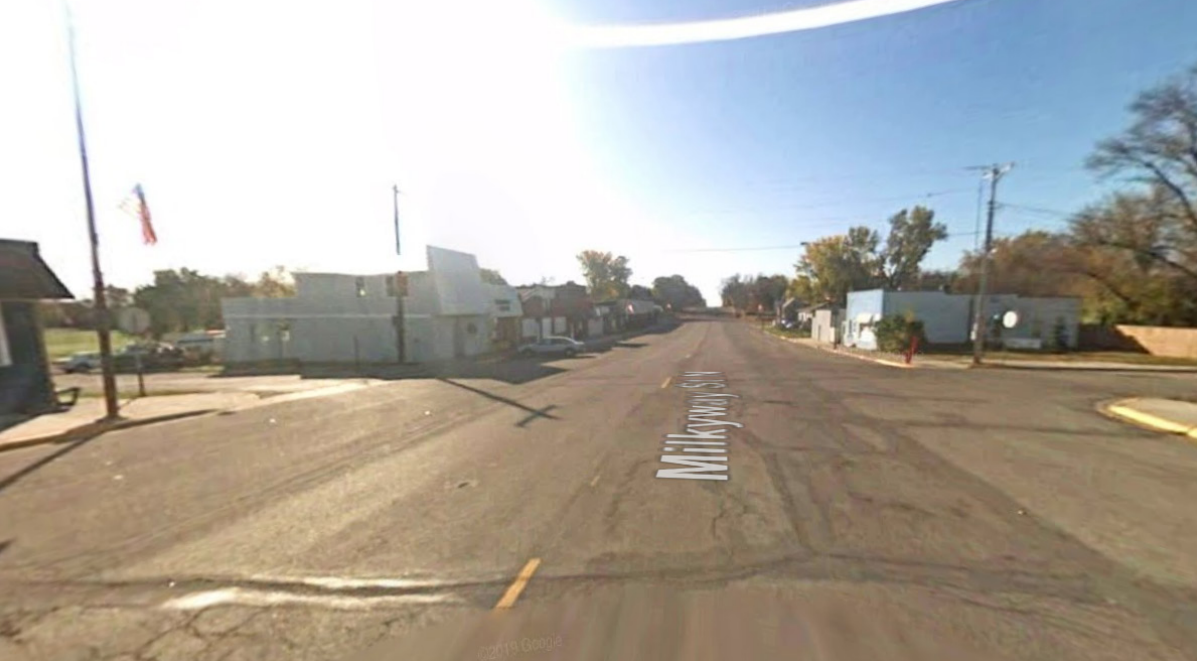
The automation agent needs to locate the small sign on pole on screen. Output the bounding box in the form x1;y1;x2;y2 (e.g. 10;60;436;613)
115;308;151;397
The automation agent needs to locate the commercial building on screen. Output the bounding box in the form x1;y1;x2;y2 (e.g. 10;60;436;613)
0;240;73;415
518;282;593;340
842;289;1081;351
221;246;519;365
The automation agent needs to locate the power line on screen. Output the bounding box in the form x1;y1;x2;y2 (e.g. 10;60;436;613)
664;230;983;253
1000;202;1072;217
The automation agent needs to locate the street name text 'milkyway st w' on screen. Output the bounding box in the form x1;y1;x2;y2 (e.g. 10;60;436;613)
656;372;741;481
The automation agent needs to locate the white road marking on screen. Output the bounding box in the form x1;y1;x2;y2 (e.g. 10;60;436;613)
162;587;456;611
656;372;739;481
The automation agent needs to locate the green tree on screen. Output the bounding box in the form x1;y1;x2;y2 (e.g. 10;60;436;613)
750;274;789;312
881;206;948;290
480;268;508;285
133;268;262;337
1081;61;1197;318
628;284;654;300
652;275;705;310
956;231;1082;298
577;250;632;300
794;228;881;306
254;266;295;297
720;274;751;311
104;285;132;309
794;207;949;305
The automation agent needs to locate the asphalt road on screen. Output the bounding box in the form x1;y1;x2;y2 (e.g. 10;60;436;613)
2;315;1196;660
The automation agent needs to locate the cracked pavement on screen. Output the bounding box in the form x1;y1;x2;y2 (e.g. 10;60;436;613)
2;316;1197;659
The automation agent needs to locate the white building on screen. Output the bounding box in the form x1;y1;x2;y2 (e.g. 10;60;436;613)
221;246;519;365
842;289;1081;351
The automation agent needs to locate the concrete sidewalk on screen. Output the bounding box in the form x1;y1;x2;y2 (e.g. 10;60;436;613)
765;333;965;369
0;392;258;454
1102;398;1197;440
765;330;1197;372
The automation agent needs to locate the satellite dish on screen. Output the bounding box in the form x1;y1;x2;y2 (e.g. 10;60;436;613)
1002;310;1020;329
116;307;151;335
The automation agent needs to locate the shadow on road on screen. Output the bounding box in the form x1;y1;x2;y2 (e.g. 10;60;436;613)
437;378;561;427
0;428;109;496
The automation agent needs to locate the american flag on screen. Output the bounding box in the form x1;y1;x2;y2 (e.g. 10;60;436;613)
119;183;157;245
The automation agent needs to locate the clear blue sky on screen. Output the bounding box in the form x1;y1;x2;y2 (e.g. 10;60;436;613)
3;0;1196;305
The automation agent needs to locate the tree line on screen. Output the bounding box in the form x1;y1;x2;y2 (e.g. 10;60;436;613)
575;250;706;310
722;61;1197;327
42;266;296;338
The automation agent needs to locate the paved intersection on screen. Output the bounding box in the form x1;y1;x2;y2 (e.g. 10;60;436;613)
1;315;1195;660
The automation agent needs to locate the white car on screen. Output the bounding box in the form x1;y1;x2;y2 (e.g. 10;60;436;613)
518;336;586;358
61;352;102;373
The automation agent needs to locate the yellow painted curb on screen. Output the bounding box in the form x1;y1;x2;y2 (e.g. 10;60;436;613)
1104;399;1197;440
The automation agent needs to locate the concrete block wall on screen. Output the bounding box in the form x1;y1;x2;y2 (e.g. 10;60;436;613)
884;292;971;344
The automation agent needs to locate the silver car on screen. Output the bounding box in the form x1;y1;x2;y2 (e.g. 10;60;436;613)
61;352;102;373
517;336;586;358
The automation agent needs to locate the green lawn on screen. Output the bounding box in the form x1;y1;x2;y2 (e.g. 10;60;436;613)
764;325;812;340
43;328;134;360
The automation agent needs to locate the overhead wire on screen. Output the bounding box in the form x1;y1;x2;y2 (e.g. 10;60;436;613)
664;230;983;253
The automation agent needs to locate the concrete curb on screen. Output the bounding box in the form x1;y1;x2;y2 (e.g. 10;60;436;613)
0;410;216;455
759;328;920;369
1099;398;1197;441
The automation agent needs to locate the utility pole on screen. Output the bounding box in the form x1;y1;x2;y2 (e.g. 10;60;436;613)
66;2;119;420
970;163;1014;366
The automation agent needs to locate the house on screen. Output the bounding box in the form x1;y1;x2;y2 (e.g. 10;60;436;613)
842;289;1081;351
0;240;73;415
487;283;523;351
797;301;834;326
221;246;518;365
776;298;803;324
623;299;662;330
518;282;593;340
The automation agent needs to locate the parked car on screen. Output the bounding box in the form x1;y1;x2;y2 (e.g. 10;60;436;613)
61;352;102;373
517;336;586;358
114;342;185;372
174;331;225;364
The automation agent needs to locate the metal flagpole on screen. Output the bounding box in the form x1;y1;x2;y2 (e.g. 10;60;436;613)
65;0;120;420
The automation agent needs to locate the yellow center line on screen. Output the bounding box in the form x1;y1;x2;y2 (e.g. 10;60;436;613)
494;558;541;610
660;376;672;389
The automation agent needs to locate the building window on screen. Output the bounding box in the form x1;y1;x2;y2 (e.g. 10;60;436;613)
356;277;367;298
0;305;10;367
494;299;511;313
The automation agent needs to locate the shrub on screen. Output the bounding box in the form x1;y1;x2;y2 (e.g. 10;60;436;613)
874;314;928;353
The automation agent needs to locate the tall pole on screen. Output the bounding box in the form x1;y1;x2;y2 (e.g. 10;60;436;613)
392;184;402;256
66;3;119;419
971;163;1013;366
